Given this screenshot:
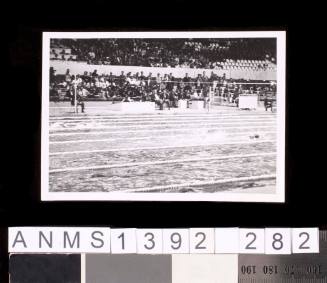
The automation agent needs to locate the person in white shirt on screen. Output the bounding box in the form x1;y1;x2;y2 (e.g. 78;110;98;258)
191;90;199;100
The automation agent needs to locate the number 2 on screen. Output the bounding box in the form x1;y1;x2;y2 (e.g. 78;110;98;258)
299;232;310;249
195;232;206;249
245;232;257;249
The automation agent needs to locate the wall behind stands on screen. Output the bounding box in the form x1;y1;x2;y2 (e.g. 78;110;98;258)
50;61;277;81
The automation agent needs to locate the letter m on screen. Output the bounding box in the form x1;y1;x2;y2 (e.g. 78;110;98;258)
63;231;80;249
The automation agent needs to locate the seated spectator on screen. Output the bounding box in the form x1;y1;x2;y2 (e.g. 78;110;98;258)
49;68;276;109
122;94;133;102
50;83;59;101
50;38;277;70
160;90;171;110
191;90;202;100
65;69;71;83
153;89;162;109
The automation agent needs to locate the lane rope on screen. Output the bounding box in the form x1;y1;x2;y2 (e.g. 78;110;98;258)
50;139;276;156
49;125;276;137
50;152;276;173
50;131;276;144
50;121;276;133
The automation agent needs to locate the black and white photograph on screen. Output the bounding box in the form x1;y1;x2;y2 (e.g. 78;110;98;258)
42;31;285;202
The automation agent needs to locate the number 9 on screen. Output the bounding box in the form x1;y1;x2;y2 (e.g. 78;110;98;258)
170;233;182;250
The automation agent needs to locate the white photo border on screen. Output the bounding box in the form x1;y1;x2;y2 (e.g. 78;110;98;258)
41;31;286;202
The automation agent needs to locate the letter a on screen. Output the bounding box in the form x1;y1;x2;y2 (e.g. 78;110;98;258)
12;231;27;248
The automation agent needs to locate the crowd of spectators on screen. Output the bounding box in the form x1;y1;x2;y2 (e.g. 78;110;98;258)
50;38;276;69
50;67;276;108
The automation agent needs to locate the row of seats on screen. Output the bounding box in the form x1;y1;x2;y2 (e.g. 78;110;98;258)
226;59;274;64
221;60;275;67
213;65;276;71
49;48;276;70
51;47;77;61
215;62;275;67
51;47;72;55
212;60;276;71
50;54;77;60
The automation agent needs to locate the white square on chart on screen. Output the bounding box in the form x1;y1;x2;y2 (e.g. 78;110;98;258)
239;229;265;254
215;228;239;254
136;229;163;254
265;228;291;254
111;228;137;254
292;228;319;253
163;229;189;254
190;228;215;254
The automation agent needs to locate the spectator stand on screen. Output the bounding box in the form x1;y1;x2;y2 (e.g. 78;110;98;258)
49;67;276;114
49;38;277;71
48;38;277;112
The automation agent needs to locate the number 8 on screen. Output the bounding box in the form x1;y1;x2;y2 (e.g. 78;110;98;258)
272;233;283;250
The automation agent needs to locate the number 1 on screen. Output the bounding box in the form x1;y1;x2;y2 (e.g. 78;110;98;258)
118;232;125;250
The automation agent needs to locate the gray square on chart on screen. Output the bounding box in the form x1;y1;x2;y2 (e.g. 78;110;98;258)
86;254;172;283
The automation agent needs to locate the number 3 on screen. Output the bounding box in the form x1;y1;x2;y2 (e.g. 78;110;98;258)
144;232;155;250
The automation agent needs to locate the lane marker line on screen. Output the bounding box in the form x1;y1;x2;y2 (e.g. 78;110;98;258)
50;131;276;144
121;174;277;192
49;113;276;120
50;139;276;156
50;118;275;125
49;125;276;137
50;121;276;132
50;113;276;120
50;152;276;173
